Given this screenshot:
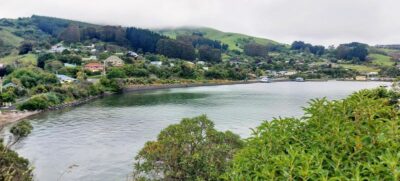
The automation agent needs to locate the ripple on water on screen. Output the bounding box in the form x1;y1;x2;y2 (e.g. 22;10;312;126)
8;81;390;181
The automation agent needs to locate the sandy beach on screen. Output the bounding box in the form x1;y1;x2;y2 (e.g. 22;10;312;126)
0;110;41;129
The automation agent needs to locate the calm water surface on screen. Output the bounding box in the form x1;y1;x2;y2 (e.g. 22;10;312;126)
5;81;390;180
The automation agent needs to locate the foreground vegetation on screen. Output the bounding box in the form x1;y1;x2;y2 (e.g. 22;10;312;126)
0;121;33;181
134;88;400;180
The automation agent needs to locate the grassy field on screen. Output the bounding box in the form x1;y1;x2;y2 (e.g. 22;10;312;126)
0;53;37;66
155;27;279;51
369;53;394;67
339;64;380;73
0;27;23;47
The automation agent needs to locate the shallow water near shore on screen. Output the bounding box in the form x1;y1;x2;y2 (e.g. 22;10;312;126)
4;81;390;181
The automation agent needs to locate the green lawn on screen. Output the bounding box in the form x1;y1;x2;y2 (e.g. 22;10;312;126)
339;64;380;73
369;53;394;67
0;53;37;66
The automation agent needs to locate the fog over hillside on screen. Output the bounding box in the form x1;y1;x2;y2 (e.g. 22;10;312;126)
1;0;400;45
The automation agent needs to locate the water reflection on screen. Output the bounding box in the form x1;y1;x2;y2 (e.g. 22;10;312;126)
8;82;390;181
95;91;209;107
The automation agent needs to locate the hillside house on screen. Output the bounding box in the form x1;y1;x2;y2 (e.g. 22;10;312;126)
105;56;124;67
150;61;162;67
127;51;139;58
64;63;77;68
82;56;98;61
56;74;77;83
85;62;104;72
2;83;17;90
49;44;67;53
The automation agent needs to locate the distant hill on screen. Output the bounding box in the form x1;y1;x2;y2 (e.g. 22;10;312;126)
155;27;280;51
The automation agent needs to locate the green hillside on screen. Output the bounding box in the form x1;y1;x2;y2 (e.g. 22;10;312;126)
155;27;279;51
0;27;24;47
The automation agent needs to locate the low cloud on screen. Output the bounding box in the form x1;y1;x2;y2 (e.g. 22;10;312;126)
0;0;399;46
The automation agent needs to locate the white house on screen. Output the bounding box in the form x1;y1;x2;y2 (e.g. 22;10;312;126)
127;51;139;58
64;63;77;68
82;56;98;61
56;74;77;84
49;44;67;53
196;61;206;65
150;61;162;67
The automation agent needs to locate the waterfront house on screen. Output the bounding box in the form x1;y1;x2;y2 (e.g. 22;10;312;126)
355;76;367;81
56;74;77;84
105;56;124;67
295;77;305;82
84;62;104;72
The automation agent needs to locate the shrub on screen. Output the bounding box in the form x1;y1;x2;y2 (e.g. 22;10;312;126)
107;68;126;79
100;77;123;93
225;88;400;180
0;140;32;181
10;120;33;142
18;95;49;110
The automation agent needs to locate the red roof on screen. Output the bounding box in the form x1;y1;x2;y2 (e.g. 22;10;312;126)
85;62;103;68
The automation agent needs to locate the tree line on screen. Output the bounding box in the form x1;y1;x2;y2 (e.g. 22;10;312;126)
31;16;226;63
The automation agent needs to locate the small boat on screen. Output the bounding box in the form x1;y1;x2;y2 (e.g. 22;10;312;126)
260;77;272;83
295;77;305;82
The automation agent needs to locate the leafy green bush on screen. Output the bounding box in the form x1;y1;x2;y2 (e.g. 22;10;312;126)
134;115;243;180
3;68;58;89
10;120;33;145
100;77;123;93
225;88;400;180
107;68;127;79
0;140;32;181
17;95;49;110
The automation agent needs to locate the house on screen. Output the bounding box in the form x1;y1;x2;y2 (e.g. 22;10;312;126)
85;62;104;72
295;77;305;82
196;61;206;65
56;74;77;83
82;56;97;61
150;61;162;67
85;44;95;49
64;63;77;68
127;51;139;58
105;56;124;67
49;44;67;53
367;72;379;80
284;71;297;76
355;76;367;81
2;83;17;90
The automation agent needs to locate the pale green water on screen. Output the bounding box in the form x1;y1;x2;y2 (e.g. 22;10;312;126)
5;81;390;180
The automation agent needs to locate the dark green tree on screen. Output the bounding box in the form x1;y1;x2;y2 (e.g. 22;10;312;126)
18;42;33;55
134;115;243;180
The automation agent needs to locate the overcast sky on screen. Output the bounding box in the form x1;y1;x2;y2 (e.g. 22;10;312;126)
0;0;399;46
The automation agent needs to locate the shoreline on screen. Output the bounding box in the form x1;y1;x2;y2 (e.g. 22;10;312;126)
0;79;392;129
0;80;253;129
0;110;41;130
